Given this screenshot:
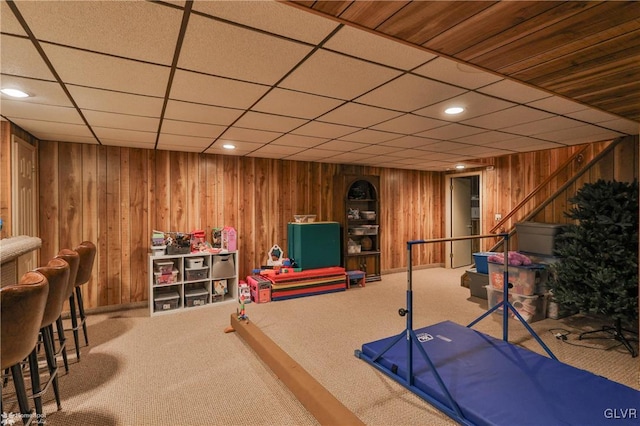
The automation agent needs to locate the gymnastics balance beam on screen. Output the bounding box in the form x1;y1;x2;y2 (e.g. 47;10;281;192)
229;314;364;426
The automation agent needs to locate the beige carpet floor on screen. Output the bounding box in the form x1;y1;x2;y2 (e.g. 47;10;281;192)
3;267;639;425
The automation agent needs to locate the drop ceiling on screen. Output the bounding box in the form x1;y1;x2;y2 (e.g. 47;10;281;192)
1;0;638;171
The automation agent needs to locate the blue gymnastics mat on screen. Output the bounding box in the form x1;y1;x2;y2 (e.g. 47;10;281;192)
359;320;640;425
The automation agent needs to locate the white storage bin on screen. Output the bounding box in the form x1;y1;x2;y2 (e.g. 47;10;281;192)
185;257;204;268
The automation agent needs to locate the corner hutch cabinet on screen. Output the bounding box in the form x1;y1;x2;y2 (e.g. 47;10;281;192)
335;175;381;282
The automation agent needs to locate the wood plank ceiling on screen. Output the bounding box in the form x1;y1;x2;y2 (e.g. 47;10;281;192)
290;1;640;122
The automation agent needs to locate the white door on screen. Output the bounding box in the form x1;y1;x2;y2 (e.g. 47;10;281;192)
451;177;472;268
12;136;37;276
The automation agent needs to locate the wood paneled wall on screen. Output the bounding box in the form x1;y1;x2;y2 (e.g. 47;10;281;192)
2;127;634;312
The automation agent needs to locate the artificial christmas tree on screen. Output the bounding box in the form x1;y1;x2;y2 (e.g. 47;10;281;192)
548;179;639;356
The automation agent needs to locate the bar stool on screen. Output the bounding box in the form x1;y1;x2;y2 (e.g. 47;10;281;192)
69;241;96;359
1;273;49;425
54;249;80;370
29;258;70;416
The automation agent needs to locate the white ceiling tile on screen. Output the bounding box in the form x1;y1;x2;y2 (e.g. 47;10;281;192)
2;99;82;124
314;140;368;152
478;79;552;104
351;144;401;155
157;134;214;152
164;100;243;126
319;102;402;128
324;25;436;70
356;74;466;112
83;110;159;132
497;138;564;152
596;118;639;135
416;123;485;140
68;86;163;116
1;2;27;36
100;139;156;149
252;88;343;119
535;125;623;144
502;116;585;136
270;134;328;148
566;108;630;124
170;69;269;109
372;114;447;134
10;118;93;138
234;111;308;133
414;91;515;121
527;96;590;115
454;131;516;146
461;106;554;130
205;140;265;155
93;127;156;144
222;127;281;144
414;57;503;89
327;151;377;163
37;134;98;144
249;144;307;156
338;129;402;144
378;135;436;149
448;145;510;157
161;119;226;139
416;151;463;161
1;76;72;107
292;121;359;139
179;14;313;86
418;141;472;152
192;0;338;45
279;49;401;100
286;147;341;160
13;1;182;64
1;35;54;81
42;44;170;97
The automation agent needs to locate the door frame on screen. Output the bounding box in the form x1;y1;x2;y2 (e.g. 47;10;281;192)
444;171;482;268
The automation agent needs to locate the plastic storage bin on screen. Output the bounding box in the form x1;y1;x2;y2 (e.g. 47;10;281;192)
473;252;499;274
154;291;180;311
184;287;208;307
154;270;178;285
464;268;489;299
486;286;546;323
185;267;208;281
185;257;204;268
154;260;174;274
516;222;564;256
488;261;548;295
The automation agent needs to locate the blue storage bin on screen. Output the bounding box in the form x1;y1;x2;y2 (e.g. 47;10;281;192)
473;252;499;274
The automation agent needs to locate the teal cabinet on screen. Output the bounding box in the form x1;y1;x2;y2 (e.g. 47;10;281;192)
287;222;340;270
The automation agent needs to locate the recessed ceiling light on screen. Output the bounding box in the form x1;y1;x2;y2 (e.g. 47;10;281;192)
1;88;30;98
445;107;464;115
222;144;236;150
455;164;466;170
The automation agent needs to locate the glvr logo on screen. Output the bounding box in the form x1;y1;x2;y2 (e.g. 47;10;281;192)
604;408;637;419
416;333;433;342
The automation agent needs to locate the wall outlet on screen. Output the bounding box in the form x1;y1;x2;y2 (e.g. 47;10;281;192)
494;213;502;221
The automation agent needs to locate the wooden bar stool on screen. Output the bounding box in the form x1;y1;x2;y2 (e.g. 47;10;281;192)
54;249;80;370
30;258;70;416
1;273;49;425
69;241;96;359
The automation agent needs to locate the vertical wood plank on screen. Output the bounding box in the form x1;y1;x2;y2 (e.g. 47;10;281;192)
38;142;59;264
82;144;99;308
96;146;109;307
106;146;122;306
120;149;131;304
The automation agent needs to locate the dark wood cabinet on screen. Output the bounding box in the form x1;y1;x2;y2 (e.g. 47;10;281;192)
334;175;381;282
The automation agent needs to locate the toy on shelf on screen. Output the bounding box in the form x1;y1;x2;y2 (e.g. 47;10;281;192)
222;226;237;252
267;244;284;267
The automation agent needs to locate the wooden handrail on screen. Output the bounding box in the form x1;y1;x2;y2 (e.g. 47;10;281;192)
487;137;625;252
489;144;592;234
